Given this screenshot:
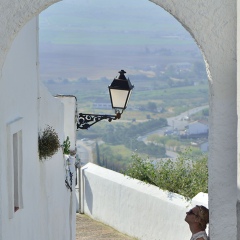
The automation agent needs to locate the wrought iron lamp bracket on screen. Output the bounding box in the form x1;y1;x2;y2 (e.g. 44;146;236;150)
76;111;122;130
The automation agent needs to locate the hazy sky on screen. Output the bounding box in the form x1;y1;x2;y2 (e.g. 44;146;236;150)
39;0;190;45
39;0;199;81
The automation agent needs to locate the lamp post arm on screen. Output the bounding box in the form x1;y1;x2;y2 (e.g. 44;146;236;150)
76;112;121;130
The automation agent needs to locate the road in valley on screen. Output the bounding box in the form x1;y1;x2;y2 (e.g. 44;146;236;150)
137;105;208;159
76;105;208;163
138;105;208;142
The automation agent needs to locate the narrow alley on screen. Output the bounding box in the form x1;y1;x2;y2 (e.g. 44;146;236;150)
76;214;136;240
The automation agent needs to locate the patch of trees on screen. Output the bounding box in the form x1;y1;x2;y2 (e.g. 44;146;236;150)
78;118;168;141
102;118;167;144
101;118;167;156
91;118;168;172
138;101;162;113
124;149;208;200
94;143;130;172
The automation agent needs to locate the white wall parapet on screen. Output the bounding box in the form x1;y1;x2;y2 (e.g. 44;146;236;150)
80;163;208;240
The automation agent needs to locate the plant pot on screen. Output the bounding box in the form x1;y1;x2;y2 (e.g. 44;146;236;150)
68;155;75;165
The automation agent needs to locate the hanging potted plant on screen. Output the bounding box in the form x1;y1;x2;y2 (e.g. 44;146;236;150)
38;125;60;161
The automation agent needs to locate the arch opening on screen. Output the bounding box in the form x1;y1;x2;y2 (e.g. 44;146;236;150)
39;0;209;197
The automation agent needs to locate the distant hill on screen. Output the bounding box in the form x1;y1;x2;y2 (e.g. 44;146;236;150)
40;0;190;46
39;0;203;82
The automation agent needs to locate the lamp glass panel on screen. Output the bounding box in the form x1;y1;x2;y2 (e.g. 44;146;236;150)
125;91;132;106
110;89;129;109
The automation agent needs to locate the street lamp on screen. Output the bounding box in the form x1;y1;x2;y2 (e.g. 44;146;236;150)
76;70;134;130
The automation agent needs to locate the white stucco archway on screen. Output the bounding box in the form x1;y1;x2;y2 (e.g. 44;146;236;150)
0;0;238;239
0;0;60;72
149;1;237;239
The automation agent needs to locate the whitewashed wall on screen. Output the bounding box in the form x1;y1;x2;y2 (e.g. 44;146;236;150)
150;1;237;239
56;95;77;151
39;84;76;240
56;94;77;239
0;17;75;240
0;0;60;71
80;163;208;240
237;1;240;238
0;17;40;240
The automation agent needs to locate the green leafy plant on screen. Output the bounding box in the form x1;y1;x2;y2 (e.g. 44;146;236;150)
62;136;71;155
38;125;60;160
124;149;208;200
124;153;156;185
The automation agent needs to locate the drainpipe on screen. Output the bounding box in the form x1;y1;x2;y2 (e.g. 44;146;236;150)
78;165;83;214
80;164;84;214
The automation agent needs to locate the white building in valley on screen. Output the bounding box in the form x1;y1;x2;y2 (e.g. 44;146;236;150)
186;121;209;136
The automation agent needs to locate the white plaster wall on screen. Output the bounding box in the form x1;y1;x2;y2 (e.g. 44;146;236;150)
0;17;75;240
237;1;240;238
0;0;60;71
0;17;40;240
39;84;75;240
149;1;237;239
54;95;77;239
81;163;208;240
56;95;77;151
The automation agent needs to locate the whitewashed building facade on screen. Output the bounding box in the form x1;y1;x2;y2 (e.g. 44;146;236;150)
0;9;76;240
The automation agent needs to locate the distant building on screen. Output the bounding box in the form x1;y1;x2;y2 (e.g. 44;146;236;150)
180;120;209;139
185;120;209;135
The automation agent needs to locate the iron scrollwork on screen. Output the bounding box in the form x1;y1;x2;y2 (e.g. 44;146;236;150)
76;112;121;130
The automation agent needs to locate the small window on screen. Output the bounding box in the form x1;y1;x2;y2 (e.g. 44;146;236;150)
7;118;23;218
13;131;23;212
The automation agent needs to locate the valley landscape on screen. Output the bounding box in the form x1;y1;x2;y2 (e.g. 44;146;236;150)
39;0;209;172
